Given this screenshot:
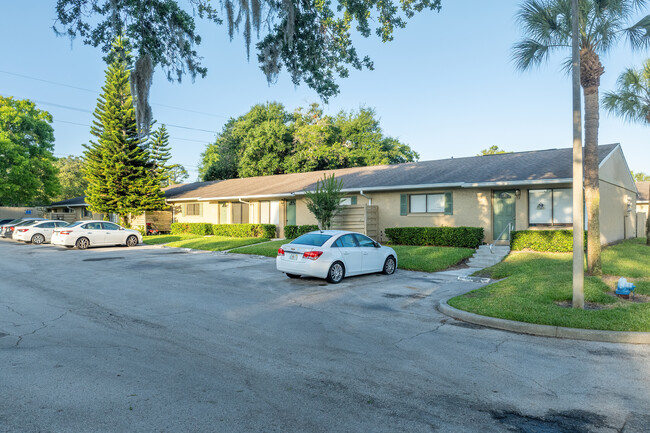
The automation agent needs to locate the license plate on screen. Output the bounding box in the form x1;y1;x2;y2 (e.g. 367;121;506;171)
289;253;298;261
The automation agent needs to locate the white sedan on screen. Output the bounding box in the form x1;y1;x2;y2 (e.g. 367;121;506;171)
51;220;142;249
276;230;397;284
13;220;69;244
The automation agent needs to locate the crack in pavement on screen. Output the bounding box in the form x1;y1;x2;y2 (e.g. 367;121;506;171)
14;312;68;347
392;321;447;348
479;340;558;399
3;304;24;317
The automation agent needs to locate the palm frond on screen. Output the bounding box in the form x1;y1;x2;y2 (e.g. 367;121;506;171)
625;15;650;50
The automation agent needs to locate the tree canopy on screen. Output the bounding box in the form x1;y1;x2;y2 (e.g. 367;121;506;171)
53;0;442;100
632;171;650;181
478;145;508;155
0;96;60;206
54;155;88;201
198;102;418;180
603;59;650;124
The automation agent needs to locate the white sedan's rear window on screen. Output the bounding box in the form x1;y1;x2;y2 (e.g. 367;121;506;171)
291;233;332;247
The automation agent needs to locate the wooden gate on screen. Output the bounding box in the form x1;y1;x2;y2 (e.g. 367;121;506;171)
331;205;378;239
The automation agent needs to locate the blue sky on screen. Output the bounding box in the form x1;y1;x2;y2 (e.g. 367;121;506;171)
1;1;648;181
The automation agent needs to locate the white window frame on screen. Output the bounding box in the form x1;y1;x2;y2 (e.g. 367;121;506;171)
528;188;573;226
409;193;445;214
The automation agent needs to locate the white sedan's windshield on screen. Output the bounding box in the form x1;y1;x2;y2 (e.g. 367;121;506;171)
291;233;332;247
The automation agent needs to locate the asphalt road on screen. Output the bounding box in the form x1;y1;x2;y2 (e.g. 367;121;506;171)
1;238;649;432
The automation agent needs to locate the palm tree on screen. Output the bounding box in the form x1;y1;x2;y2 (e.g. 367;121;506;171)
603;59;650;123
513;0;650;275
603;59;650;244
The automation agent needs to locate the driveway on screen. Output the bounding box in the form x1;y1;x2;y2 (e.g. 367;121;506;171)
1;239;649;432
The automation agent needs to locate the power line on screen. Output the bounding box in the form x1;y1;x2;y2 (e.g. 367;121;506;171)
1;93;220;134
0;69;229;119
53;119;213;144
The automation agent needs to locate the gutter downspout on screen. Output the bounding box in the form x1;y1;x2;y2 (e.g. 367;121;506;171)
359;190;372;205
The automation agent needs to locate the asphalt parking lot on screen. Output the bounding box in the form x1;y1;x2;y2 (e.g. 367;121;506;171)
1;238;650;432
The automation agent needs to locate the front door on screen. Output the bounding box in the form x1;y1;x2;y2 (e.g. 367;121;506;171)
286;200;296;225
493;190;516;241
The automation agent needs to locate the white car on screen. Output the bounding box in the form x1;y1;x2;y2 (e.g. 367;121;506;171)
276;230;397;284
51;220;142;249
13;220;69;244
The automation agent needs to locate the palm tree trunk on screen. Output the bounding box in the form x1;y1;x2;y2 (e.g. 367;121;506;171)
581;49;604;276
583;87;602;275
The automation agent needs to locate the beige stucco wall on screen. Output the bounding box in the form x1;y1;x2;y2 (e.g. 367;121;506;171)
598;147;638;244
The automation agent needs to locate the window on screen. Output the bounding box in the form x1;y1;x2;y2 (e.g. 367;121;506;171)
340;197;357;206
186;203;202;216
102;222;120;230
219;202;228;224
528;188;573;226
82;208;92;217
354;234;375;247
409;194;446;213
336;234;359;248
291;233;333;247
82;222;102;230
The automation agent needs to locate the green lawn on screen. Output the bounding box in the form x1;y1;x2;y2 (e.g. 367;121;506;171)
143;234;202;245
230;239;288;257
449;237;650;332
165;236;269;251
390;245;475;273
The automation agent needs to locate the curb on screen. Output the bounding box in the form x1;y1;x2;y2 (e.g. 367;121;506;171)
437;300;650;345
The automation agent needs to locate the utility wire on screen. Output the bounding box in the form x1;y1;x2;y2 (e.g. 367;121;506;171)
1;93;219;134
0;69;229;119
53;119;212;144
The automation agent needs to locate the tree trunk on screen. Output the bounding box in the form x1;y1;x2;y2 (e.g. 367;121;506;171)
580;49;604;276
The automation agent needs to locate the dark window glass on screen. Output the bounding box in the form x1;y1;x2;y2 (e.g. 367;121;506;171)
338;234;359;248
82;222;102;230
102;222;120;230
290;233;332;247
354;234;375;247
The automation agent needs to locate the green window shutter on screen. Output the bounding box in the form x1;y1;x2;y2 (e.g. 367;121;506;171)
400;194;408;216
351;196;357;205
444;192;453;215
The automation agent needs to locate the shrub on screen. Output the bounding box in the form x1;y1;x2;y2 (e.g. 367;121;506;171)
510;230;587;252
170;222;276;238
384;226;484;248
284;224;319;239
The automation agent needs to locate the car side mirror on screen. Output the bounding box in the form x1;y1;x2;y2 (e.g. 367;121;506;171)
119;227;124;230
374;241;380;248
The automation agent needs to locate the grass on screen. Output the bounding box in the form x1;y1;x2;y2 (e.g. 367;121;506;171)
143;234;202;245
165;236;269;251
449;237;650;332
390;245;475;273
230;239;287;257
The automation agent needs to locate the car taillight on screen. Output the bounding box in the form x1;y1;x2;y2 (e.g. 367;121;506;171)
303;251;323;260
9;227;15;231
17;229;29;232
59;230;73;235
278;248;285;256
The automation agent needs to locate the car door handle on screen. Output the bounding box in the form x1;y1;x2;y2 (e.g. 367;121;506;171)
363;252;369;255
343;252;350;255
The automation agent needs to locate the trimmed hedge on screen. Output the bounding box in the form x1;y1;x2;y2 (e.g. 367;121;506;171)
170;223;276;238
284;224;319;239
384;226;484;249
510;230;587;252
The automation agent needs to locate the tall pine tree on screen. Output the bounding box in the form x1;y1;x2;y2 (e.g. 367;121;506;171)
83;37;166;226
149;124;186;187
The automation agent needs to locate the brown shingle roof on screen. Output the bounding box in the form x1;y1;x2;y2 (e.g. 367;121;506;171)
166;144;620;200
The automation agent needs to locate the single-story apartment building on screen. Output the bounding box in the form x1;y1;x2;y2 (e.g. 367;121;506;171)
637;181;649;237
164;143;638;244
